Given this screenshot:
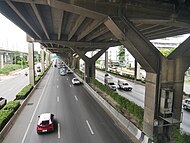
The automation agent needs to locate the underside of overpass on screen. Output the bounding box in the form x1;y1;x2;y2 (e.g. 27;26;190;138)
1;0;190;142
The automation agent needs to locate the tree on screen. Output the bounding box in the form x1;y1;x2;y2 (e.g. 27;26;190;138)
159;48;175;57
117;45;125;63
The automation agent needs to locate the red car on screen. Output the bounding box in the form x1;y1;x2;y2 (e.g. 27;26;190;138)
37;113;55;134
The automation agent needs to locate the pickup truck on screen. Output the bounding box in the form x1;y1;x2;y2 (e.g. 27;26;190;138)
0;97;7;109
182;98;190;110
118;79;132;91
104;76;117;91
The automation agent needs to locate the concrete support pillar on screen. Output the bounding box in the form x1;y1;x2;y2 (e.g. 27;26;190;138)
84;60;95;83
75;57;80;70
134;61;141;80
143;72;159;138
143;57;185;142
0;54;4;68
136;62;141;79
41;46;45;73
72;56;80;71
75;48;108;83
46;51;50;67
28;42;35;86
4;53;7;64
105;16;190;142
105;50;108;71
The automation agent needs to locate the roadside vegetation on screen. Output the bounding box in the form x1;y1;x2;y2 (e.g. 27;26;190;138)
0;64;25;75
90;78;144;129
0;64;51;132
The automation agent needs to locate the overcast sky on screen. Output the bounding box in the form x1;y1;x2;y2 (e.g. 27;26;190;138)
0;13;40;53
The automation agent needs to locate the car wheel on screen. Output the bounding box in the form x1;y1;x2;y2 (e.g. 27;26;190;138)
183;105;187;109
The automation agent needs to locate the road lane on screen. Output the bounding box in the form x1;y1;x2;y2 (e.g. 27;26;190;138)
95;70;190;133
2;67;133;143
0;72;29;101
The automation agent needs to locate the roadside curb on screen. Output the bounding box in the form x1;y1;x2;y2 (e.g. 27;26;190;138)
74;74;153;143
0;68;50;142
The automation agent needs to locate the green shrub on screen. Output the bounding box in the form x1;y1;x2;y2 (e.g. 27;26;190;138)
3;100;20;111
172;127;190;143
0;110;14;131
35;75;41;83
91;78;144;127
16;84;33;100
0;64;21;75
35;71;45;84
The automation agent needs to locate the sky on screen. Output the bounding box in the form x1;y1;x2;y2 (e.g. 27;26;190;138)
0;13;40;53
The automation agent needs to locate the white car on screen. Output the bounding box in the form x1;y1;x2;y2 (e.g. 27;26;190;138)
67;69;73;74
60;68;66;76
72;78;81;85
182;98;190;110
0;97;7;109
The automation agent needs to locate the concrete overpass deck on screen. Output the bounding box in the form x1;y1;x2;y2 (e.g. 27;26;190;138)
1;0;190;142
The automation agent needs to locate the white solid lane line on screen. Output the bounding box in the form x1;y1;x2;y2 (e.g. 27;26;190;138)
86;120;94;135
74;96;78;101
57;78;58;81
58;123;61;139
21;70;52;143
57;96;59;102
57;85;59;88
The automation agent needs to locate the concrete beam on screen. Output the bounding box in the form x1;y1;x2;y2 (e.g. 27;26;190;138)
86;26;109;41
68;15;85;41
35;39;120;48
77;20;104;41
31;3;50;40
104;16;161;73
57;11;64;40
47;0;106;20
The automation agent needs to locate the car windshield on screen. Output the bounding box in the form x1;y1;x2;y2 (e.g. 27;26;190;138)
109;83;115;85
123;83;129;85
74;79;79;81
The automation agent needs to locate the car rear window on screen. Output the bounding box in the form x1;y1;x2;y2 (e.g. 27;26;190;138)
41;120;49;125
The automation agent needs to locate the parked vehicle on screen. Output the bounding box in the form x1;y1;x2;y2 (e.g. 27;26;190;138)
0;97;7;109
37;113;55;134
118;79;132;91
104;76;117;91
182;98;190;110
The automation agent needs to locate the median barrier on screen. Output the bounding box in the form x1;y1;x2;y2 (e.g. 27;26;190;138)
74;73;153;143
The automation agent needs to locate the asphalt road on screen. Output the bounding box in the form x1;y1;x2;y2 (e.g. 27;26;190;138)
0;64;44;102
2;67;133;143
95;70;190;133
0;70;29;102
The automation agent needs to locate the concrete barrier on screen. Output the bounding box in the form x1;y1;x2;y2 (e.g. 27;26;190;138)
75;73;153;143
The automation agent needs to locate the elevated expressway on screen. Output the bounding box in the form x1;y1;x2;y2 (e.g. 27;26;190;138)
1;0;190;142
